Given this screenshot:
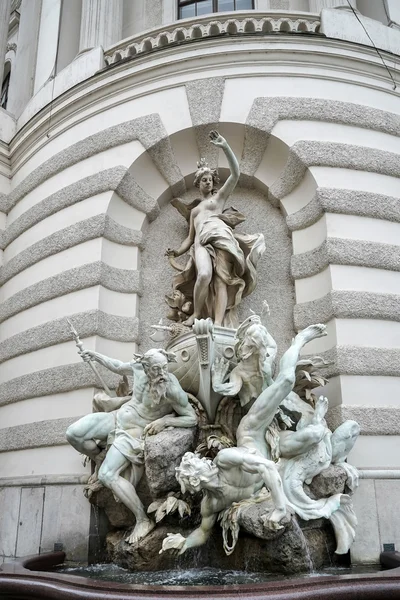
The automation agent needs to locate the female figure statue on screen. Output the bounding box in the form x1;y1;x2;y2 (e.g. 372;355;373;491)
166;131;265;328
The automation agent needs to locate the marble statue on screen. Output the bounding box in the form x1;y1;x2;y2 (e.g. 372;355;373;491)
212;314;277;407
166;131;265;328
66;347;197;544
276;396;360;554
161;324;328;555
63;127;361;572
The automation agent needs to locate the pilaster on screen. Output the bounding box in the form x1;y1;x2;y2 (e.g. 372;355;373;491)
6;0;42;118
79;0;123;52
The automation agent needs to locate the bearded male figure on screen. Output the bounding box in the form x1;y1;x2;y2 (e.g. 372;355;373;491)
66;348;197;544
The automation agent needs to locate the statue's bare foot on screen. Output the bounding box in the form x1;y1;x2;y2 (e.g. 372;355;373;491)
298;323;327;345
125;519;155;545
313;395;329;421
182;315;195;327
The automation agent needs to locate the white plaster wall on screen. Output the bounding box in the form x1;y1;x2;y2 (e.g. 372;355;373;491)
0;445;89;478
0;389;94;428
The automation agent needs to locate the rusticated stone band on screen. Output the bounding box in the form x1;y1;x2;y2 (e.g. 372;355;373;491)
291;239;400;279
294;290;400;330
0;362;121;407
286;189;400;232
0;310;139;364
0;263;141;324
0;167;159;251
0;417;81;452
242;96;400;178
311;346;400;379
268;142;400;204
0;215;142;286
0;114;185;213
327;405;400;436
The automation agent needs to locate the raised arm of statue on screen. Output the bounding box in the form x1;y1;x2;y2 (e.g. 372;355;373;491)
209;130;239;204
79;350;133;376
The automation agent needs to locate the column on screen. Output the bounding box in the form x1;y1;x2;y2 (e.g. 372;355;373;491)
33;0;62;94
7;0;42;117
0;0;11;89
308;0;356;12
79;0;123;52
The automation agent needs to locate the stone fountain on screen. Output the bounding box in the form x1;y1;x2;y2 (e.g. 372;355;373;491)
61;131;360;578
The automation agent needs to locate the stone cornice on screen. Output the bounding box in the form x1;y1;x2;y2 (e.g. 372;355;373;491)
104;10;321;66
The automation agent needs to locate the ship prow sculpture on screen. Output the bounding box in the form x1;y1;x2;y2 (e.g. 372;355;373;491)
65;131;360;574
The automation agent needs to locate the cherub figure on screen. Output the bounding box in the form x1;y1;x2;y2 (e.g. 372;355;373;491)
166;131;265;328
161;324;327;555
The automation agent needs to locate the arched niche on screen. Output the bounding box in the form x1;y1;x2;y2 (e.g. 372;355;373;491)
129;122;317;355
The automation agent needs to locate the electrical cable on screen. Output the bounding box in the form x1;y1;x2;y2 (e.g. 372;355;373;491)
346;0;397;90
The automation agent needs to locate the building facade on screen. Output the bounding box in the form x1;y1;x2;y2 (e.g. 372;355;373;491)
0;0;399;565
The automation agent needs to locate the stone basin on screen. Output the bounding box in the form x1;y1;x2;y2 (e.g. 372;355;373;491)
1;552;400;600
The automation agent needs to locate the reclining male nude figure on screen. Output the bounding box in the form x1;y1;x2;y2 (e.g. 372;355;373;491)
161;324;327;555
66;348;197;544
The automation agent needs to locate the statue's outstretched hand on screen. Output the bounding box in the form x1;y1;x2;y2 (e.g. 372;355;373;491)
212;356;231;384
209;130;226;148
79;349;97;363
160;532;187;555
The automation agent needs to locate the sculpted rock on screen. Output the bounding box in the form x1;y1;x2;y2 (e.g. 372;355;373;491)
144;427;198;497
238;496;292;541
305;465;347;500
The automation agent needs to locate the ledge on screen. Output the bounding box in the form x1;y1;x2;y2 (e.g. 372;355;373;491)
104;10;321;66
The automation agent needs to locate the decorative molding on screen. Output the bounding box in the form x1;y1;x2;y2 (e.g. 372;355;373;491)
286;189;400;231
0;310;139;364
294;290;400;330
327;405;400;436
0;263;141;324
291;238;400;280
6;42;16;53
104;12;321;66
